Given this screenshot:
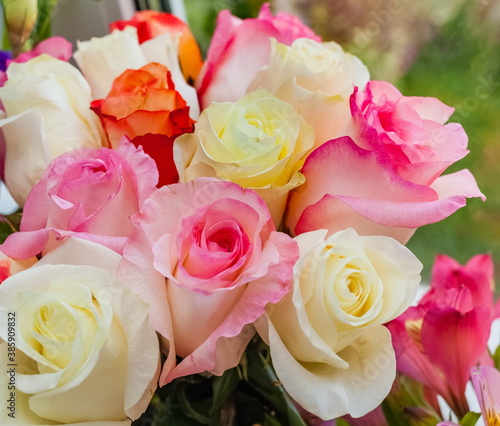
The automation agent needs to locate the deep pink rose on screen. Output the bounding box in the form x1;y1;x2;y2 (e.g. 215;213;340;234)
349;80;469;186
1;139;158;257
0;37;72;86
119;178;298;385
285;134;485;243
196;3;320;108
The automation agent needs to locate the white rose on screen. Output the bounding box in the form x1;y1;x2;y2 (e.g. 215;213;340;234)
250;38;369;148
74;27;199;119
174;89;314;226
0;55;105;206
0;238;160;425
257;228;421;420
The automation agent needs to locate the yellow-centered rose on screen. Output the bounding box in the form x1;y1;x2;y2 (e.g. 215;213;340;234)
174;89;314;226
0;238;160;425
257;228;422;420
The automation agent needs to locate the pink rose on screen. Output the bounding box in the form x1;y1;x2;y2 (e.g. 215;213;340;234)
349;80;469;186
285;135;485;244
1;139;158;257
196;3;320;108
119;178;298;385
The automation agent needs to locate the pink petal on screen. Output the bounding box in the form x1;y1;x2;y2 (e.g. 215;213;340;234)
287;137;484;237
421;305;492;414
471;365;500;422
1;228;127;259
9;37;73;64
164;230;298;383
407;96;455;124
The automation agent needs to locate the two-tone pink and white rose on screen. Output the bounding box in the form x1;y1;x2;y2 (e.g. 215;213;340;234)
196;3;320;108
285;135;485;244
119;178;298;385
1;139;158;258
285;82;485;243
348;80;470;186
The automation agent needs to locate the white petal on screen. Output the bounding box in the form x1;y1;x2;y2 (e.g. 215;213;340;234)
267;322;396;420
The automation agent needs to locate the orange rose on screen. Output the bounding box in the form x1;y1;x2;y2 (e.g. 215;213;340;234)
91;62;194;187
110;11;203;84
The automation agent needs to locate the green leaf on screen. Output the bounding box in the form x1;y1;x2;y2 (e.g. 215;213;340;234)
245;339;307;426
459;412;481;426
382;398;410;426
493;344;500;370
177;383;210;424
209;368;240;424
32;0;59;44
336;419;351;426
0;212;22;244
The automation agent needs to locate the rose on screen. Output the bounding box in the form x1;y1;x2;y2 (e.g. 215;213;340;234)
196;3;320;108
91;63;194;187
0;55;105;205
0;238;160;425
1;139;158;259
74;27;199;118
285;135;485;243
348;80;470;186
174;89;314;226
110;10;203;85
257;228;422;420
119;178;298;385
250;37;369;148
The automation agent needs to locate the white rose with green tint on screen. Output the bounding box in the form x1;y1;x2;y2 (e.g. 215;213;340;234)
174;89;314;226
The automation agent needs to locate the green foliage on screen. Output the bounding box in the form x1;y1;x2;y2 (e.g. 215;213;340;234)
132;337;307;426
0;212;22;244
396;2;500;285
459;412;481;426
382;376;442;426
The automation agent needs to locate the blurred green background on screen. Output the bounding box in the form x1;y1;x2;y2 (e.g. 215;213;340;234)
184;0;500;284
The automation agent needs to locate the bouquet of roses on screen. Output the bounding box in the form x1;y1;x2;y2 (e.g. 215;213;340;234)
0;1;494;425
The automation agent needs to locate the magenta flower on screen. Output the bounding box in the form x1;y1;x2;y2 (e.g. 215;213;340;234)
387;254;497;418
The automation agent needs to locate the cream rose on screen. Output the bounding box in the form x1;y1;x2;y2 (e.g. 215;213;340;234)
174;89;314;226
257;228;422;420
0;238;160;425
0;55;105;206
250;38;369;148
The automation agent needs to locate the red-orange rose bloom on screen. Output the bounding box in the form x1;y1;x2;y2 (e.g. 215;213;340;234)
91;62;194;187
110;10;203;84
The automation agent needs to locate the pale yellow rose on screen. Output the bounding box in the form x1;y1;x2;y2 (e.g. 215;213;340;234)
0;238;160;425
74;27;199;119
257;228;421;420
174;89;314;226
250;38;369;148
0;55;105;206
